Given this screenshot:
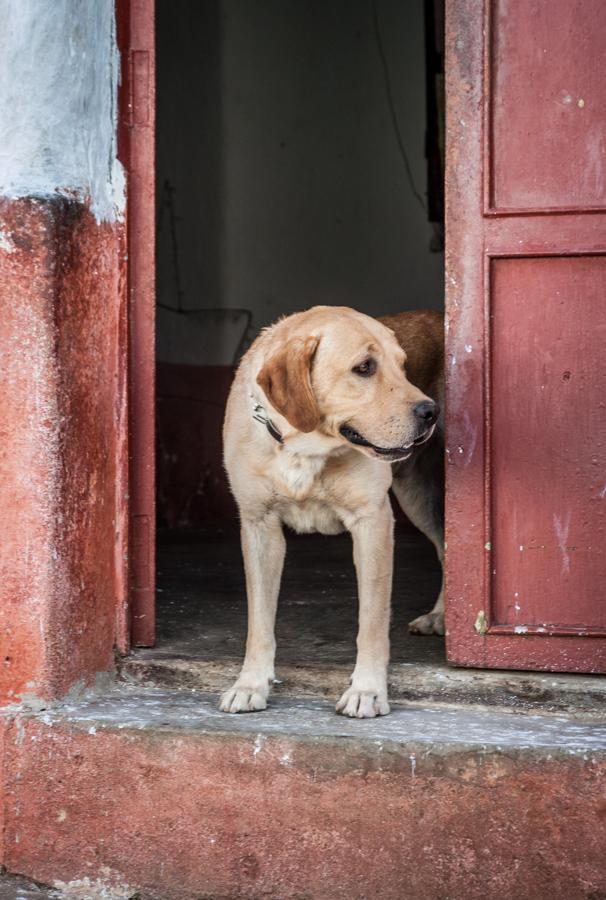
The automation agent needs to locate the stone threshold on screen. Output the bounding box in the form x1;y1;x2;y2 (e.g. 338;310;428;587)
0;871;57;900
9;684;606;754
120;652;606;720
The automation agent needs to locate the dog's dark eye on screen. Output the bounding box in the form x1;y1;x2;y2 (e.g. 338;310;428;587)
352;358;377;377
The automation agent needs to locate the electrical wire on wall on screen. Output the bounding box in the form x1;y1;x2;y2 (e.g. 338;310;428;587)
371;0;428;215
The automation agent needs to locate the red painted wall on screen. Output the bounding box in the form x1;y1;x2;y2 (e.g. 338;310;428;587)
157;363;237;526
0;198;127;704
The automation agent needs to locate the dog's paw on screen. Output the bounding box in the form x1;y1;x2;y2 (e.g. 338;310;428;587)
219;682;269;714
408;611;445;635
336;686;390;719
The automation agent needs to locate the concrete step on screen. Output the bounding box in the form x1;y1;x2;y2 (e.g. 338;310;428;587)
0;873;56;899
2;684;606;900
122;651;606;719
0;871;134;900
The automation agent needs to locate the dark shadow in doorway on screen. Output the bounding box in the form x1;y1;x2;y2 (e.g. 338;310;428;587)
153;521;444;672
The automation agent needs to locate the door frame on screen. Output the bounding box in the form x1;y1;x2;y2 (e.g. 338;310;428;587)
121;0;606;672
118;0;157;648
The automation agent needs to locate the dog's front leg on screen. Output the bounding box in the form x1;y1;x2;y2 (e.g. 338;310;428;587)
337;499;394;718
219;515;286;713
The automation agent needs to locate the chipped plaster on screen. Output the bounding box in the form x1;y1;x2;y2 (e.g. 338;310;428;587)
0;0;124;222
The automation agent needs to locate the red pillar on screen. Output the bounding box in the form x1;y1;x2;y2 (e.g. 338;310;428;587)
0;197;128;704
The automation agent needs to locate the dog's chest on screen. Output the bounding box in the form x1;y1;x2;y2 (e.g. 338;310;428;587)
270;451;345;535
273;451;325;498
279;500;345;535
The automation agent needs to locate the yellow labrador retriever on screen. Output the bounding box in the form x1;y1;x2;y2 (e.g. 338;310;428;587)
220;306;444;718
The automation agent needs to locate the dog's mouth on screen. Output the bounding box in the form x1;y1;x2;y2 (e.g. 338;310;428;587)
339;423;436;462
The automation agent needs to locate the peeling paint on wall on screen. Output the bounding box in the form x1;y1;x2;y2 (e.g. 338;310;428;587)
0;196;125;705
0;0;124;222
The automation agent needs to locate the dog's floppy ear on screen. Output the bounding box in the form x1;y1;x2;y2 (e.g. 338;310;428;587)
257;336;320;433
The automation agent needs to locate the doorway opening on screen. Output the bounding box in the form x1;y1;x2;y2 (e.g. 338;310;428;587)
150;0;445;699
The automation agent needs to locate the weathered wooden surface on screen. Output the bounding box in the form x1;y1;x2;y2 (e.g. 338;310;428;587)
445;0;606;672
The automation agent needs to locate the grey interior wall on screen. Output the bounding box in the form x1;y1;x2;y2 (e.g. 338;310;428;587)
157;0;443;365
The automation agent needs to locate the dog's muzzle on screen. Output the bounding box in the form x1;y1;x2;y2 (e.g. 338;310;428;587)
339;423;437;461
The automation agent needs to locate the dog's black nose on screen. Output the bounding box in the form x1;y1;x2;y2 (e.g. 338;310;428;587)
413;400;439;425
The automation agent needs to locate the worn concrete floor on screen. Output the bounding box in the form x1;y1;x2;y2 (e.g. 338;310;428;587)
37;685;606;752
0;873;55;900
0;874;127;900
0;873;138;900
122;523;606;717
153;521;444;666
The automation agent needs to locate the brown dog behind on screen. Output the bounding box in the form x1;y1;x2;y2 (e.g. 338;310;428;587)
380;311;444;636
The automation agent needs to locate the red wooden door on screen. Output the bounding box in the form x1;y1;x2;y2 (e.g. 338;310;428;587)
118;0;156;647
445;0;606;672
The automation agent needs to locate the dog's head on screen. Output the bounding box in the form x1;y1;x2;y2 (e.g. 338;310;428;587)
256;307;438;462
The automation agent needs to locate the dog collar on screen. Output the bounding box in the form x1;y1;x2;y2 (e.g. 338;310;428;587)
251;396;284;444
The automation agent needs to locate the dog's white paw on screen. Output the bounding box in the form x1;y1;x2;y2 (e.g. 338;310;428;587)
336;686;390;719
408;611;445;635
219;681;270;713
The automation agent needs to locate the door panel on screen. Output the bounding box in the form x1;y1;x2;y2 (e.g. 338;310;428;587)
491;255;606;633
445;0;606;672
490;0;606;212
